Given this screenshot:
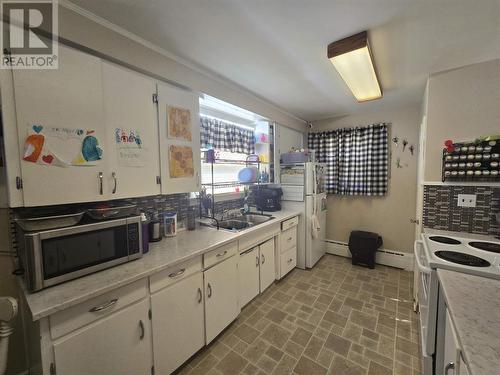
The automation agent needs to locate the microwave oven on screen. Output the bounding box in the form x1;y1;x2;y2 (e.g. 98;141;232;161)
16;216;142;292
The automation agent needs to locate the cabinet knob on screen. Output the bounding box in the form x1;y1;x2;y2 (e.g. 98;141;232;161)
112;172;117;194
98;172;103;195
445;362;455;375
139;320;145;340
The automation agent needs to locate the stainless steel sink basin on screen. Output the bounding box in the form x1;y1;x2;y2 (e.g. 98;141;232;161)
211;213;275;232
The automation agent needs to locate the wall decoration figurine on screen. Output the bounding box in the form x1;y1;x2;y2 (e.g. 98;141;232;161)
392;136;399;148
409;144;415;156
167;106;192;141
402;139;408;152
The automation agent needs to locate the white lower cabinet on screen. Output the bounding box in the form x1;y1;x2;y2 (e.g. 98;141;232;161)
204;255;239;344
151;272;205;375
259;239;276;292
239;247;260;308
52;298;152;375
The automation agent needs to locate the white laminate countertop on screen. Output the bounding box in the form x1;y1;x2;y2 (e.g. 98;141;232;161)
437;269;500;375
20;209;302;321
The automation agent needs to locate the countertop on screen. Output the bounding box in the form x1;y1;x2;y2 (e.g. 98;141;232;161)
437;269;500;375
20;209;302;321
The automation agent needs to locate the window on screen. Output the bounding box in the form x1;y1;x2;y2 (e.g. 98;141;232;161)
308;123;389;196
199;95;272;196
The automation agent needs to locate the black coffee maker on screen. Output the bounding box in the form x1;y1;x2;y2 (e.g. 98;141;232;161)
249;184;283;212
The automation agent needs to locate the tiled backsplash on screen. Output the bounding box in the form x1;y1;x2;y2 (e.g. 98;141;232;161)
423;185;500;236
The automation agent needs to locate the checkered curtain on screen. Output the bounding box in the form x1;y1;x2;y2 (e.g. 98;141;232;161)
200;116;255;154
308;123;389;196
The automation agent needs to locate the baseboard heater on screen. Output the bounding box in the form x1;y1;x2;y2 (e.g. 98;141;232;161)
325;239;414;271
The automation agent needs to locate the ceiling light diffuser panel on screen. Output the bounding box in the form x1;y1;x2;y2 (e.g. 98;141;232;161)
328;31;382;102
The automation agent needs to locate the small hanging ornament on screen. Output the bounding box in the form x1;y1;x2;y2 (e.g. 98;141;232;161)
402;139;408;152
392;136;399;148
396;157;402;168
409;144;415;156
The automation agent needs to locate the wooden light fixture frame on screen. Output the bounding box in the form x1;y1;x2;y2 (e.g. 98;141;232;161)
327;31;383;101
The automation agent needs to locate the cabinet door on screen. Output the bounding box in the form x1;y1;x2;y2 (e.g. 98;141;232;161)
157;83;201;194
204;256;239;343
102;62;160;198
238;247;260;308
151;272;204;375
53;299;152;375
260;238;276;292
12;44;108;206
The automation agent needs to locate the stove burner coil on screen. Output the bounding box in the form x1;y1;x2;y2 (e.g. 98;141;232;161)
434;251;490;267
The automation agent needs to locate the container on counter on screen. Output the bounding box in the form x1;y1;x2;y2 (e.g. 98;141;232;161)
164;212;177;237
187;206;197;231
140;213;150;253
149;214;162;242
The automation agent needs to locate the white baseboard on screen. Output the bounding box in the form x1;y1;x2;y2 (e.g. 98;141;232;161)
326;240;414;271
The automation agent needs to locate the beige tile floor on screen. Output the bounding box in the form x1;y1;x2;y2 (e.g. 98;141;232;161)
175;254;422;375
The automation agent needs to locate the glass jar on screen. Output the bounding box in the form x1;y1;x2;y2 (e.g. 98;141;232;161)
187;206;197;231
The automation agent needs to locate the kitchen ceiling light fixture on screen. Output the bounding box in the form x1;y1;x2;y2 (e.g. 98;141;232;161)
328;31;382;102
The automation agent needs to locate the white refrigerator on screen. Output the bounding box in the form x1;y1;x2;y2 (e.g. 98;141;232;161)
280;162;327;269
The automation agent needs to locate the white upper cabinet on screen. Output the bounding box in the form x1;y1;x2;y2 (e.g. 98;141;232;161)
101;62;160;198
12;44;108;206
157;83;201;194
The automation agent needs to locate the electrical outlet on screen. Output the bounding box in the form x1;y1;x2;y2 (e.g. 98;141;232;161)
457;194;476;208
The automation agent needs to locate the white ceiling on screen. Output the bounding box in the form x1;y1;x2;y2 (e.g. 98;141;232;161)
68;0;500;121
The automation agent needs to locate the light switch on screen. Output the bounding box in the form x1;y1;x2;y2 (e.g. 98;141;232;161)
457;194;476;208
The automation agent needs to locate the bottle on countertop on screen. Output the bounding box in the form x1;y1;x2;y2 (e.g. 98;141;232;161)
187;206;197;231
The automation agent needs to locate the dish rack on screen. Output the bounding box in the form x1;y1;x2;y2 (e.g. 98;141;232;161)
199;153;266;227
442;140;500;182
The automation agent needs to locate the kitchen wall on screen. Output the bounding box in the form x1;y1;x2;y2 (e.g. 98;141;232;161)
55;4;307;133
312;105;420;253
424;59;500;182
423;186;500;236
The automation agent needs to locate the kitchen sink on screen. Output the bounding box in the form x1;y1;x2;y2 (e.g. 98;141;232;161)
208;213;274;232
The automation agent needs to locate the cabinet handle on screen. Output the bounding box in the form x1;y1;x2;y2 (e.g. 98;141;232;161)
98;172;103;195
287;258;293;263
216;250;227;258
288;237;293;242
89;298;118;313
197;288;203;303
112;172;117;194
261;254;266;264
445;362;455;375
256;256;260;267
139;320;145;340
207;283;212;298
168;268;185;278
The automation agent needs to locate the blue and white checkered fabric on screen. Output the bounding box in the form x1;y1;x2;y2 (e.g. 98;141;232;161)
308;123;389;196
200;116;255;155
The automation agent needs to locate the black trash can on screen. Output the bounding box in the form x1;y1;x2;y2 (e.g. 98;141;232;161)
348;231;383;269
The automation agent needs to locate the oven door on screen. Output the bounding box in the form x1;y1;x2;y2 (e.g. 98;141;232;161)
414;240;436;357
39;219;135;289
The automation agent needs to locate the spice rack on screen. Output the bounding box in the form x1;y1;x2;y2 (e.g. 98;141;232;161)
442;140;500;182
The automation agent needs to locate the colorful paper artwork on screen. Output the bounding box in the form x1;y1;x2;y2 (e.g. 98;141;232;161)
23;124;103;167
167;106;192;141
114;128;145;167
169;145;194;178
